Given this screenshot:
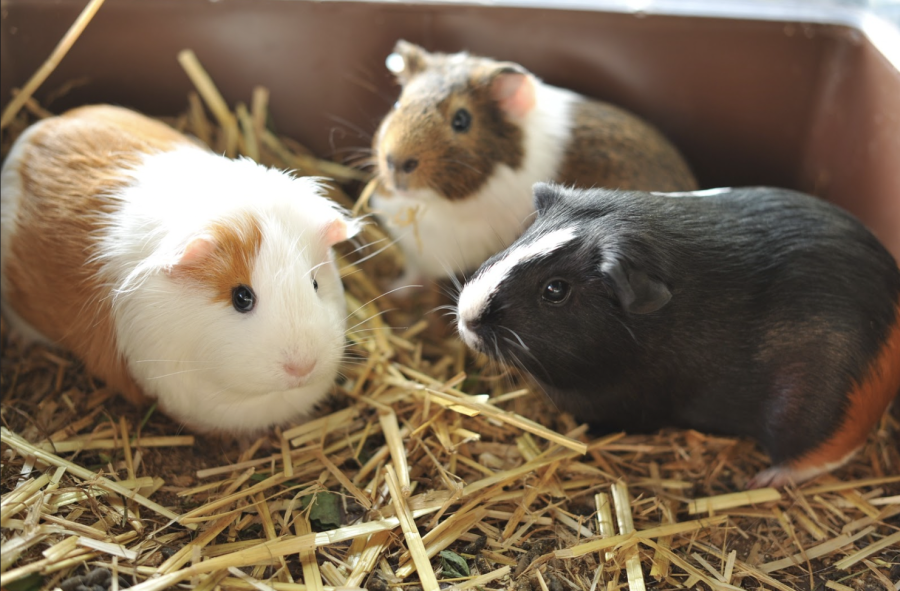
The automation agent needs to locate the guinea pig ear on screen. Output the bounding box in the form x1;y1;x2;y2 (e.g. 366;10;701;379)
600;258;672;314
533;182;563;215
389;40;429;84
171;234;218;270
490;66;536;120
320;214;362;248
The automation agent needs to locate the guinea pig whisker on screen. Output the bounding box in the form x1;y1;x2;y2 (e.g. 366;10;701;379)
348;159;377;172
343;286;416;322
132;359;213;363
439;157;484;176
338;359;367;369
345;307;397;332
306;260;331;281
343;69;397;105
335;151;377;169
490;334;507;366
444;269;465;302
432;264;463;303
329;145;375;157
498;326;530;352
342;236;405;270
290;242;311;266
344;236;389;258
610;314;640;345
429;304;459;321
435;246;473;287
144;365;222;380
503;348;532;385
498;330;555;383
346;326;405;337
326;114;376;141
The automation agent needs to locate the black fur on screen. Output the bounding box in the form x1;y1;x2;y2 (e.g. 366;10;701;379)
463;184;900;464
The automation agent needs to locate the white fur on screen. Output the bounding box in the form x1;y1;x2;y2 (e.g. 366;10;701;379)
77;146;355;433
371;81;579;282
650;187;733;197
457;227;578;350
0;120;59;345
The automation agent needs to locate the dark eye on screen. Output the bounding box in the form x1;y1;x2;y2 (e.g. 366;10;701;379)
542;279;570;304
451;108;471;132
231;284;256;313
312;278;319;292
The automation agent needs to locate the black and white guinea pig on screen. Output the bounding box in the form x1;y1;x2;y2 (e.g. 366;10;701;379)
456;183;900;488
0;105;361;433
370;40;697;285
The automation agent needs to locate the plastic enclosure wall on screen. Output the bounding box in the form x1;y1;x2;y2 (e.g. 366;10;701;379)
2;0;898;259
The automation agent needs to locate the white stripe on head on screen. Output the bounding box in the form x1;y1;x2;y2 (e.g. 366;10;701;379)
650;187;733;197
458;227;578;331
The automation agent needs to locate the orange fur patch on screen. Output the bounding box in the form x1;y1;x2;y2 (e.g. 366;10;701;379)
4;105;194;405
790;298;900;471
169;214;263;305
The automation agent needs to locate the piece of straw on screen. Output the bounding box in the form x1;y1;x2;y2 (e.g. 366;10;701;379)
555;516;729;558
689;488;782;514
384;464;439;590
0;0;106;129
177;49;239;156
0;427;187;528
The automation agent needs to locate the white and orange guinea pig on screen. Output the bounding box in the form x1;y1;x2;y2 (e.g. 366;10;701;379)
0;105;361;433
370;40;697;286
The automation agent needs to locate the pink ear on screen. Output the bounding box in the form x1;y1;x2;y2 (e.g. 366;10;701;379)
321;217;360;247
174;234;217;268
491;72;536;120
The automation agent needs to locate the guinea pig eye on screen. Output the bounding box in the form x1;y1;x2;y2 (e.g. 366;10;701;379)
542;279;571;305
451;108;472;133
312;278;319;292
231;284;256;313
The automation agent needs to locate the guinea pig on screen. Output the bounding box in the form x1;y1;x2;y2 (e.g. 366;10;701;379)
0;105;360;433
369;40;697;285
456;183;900;488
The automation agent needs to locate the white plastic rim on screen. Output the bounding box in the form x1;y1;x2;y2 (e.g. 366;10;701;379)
309;0;900;72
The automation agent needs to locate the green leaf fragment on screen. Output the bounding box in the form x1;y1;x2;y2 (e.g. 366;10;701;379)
439;549;470;578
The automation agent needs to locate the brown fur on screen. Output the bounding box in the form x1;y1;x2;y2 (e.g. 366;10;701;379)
556;100;698;191
4;105;194;404
790;298;900;472
169;214;263;305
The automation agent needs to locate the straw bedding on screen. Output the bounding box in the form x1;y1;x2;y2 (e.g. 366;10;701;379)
1;20;899;591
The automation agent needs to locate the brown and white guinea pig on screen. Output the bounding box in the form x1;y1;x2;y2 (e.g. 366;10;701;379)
370;40;697;285
0;105;361;433
456;183;900;488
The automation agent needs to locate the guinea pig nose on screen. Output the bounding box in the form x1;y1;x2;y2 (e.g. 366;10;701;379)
465;316;482;331
401;158;419;174
283;359;316;378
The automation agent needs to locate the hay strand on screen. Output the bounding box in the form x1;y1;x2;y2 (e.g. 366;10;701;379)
0;0;106;129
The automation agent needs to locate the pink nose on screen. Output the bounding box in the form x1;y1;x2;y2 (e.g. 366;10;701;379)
283;359;316;379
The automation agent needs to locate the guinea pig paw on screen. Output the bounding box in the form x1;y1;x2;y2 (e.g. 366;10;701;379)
747;466;795;490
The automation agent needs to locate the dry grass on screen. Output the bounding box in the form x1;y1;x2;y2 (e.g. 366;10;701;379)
2;29;899;591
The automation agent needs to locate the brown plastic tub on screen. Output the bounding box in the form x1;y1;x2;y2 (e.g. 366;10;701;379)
2;0;898;259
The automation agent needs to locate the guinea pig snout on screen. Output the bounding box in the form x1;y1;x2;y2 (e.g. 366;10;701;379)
384;153;420;191
282;358;317;385
457;314;485;352
386;154;419;174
